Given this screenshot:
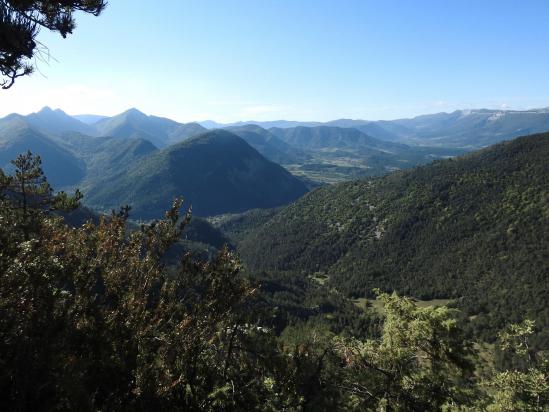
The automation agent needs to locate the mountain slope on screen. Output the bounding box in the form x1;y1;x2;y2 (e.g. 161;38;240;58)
52;132;158;182
83;130;309;218
0;119;85;187
94;108;207;148
324;119;401;141
390;108;549;148
226;124;310;164
201;108;549;149
72;114;109;124
268;125;404;151
239;133;549;343
1;107;97;136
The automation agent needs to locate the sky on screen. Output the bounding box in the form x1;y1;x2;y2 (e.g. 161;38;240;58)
1;0;548;122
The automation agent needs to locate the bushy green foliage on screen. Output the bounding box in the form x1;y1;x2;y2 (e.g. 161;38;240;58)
335;292;476;411
0;153;281;410
481;320;549;411
249;269;381;338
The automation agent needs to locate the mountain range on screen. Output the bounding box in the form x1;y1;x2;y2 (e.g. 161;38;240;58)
200;108;549;149
0;106;462;190
93;108;207;148
226;124;311;164
6;106;549;151
0;108;309;218
2;105;549;220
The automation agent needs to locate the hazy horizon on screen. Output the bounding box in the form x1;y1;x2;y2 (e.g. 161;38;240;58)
4;104;549;126
1;0;548;122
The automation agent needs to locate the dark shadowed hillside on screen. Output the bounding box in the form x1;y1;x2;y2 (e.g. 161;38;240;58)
83;130;309;218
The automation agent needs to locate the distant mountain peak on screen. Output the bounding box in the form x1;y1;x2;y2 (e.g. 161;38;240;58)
122;107;148;118
19;106;98;136
2;112;25;122
36;106;69;117
94;108;206;148
38;106;54;113
199;120;222;129
183;121;204;127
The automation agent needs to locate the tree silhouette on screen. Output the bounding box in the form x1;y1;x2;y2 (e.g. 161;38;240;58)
0;0;106;89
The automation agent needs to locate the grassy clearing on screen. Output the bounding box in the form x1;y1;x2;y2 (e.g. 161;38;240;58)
309;272;330;285
353;297;453;315
284;153;376;184
414;298;452;308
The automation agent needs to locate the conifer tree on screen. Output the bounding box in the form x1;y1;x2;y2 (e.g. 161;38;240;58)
0;0;106;88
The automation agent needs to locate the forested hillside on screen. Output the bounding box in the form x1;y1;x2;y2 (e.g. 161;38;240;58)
83;130;309;218
240;133;549;345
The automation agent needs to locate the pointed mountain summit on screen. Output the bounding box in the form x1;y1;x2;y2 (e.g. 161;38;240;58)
83;129;308;218
118;107;149;121
94;108;207;148
0;106;98;136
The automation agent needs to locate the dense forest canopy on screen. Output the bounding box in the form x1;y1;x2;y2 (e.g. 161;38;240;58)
239;133;549;348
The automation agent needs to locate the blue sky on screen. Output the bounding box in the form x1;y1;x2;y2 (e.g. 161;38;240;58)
1;0;548;122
